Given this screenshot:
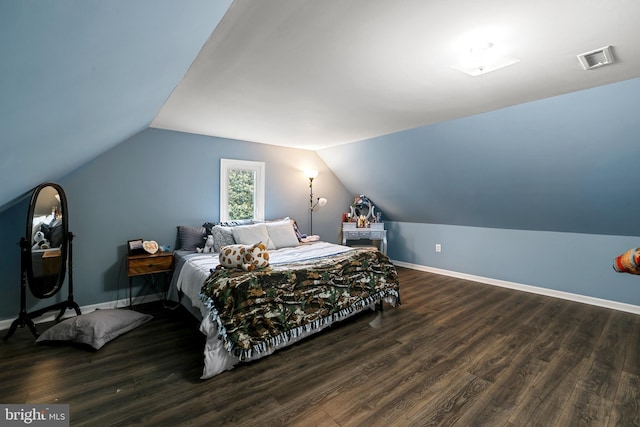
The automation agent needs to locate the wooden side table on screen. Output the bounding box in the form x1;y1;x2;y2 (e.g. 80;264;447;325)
126;251;174;306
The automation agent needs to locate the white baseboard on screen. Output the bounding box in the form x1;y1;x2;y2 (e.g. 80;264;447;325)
393;260;640;315
0;294;161;334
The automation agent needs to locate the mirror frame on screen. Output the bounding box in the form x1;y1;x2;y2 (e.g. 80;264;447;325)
351;195;375;221
26;182;69;298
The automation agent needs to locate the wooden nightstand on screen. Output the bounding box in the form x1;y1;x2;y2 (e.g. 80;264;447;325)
127;251;174;306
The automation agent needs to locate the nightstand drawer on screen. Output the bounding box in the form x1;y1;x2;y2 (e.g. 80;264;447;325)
127;253;173;276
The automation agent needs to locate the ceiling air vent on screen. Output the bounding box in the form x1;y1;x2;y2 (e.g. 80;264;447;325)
577;46;614;70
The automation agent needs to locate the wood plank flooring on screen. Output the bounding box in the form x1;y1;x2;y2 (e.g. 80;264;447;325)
1;267;639;426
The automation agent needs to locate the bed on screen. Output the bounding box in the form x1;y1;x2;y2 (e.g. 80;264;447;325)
167;220;400;379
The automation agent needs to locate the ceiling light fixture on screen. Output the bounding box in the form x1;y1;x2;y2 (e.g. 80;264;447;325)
452;41;520;77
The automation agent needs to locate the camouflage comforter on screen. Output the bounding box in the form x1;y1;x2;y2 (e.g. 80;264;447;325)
200;248;400;360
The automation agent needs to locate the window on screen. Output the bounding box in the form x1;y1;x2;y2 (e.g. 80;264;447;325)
220;159;265;222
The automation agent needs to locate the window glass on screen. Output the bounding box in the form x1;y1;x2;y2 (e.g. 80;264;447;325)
220;159;265;222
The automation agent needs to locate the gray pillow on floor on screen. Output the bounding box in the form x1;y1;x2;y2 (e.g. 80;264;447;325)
36;309;153;350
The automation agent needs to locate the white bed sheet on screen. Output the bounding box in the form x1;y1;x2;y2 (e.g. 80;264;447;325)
168;241;357;379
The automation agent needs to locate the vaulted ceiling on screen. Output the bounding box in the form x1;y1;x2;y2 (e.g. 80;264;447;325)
151;0;640;149
2;0;640;212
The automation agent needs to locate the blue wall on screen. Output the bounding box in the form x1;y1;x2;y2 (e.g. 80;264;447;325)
0;0;233;210
319;78;640;308
0;129;351;321
319;78;640;237
387;222;640;307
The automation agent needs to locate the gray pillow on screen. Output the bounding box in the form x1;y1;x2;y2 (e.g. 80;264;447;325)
177;225;206;251
36;309;153;350
211;225;236;252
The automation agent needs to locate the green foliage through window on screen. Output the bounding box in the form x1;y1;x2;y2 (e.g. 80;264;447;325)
220;159;264;222
227;169;255;220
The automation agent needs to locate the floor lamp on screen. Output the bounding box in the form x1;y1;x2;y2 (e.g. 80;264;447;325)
306;170;327;235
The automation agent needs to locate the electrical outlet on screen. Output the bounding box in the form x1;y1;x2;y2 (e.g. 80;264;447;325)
435;244;441;252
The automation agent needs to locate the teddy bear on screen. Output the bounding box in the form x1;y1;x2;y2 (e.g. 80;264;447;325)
216;242;269;271
32;230;51;250
196;234;215;253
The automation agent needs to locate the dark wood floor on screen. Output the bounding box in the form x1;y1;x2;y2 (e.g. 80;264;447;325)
1;267;639;426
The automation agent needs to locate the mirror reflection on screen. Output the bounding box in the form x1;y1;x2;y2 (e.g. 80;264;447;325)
28;184;66;297
351;195;374;220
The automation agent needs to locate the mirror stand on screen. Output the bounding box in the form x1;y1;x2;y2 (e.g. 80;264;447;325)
3;233;81;340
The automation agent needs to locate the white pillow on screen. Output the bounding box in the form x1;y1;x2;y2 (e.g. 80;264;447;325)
231;223;274;249
266;220;300;249
36;309;153;350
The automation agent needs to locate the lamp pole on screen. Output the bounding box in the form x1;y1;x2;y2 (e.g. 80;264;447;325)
308;176;314;235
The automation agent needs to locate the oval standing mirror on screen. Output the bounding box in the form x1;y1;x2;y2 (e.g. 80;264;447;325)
26;183;68;298
3;182;80;340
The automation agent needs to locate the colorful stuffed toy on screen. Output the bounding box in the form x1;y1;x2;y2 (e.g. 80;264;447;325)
217;242;269;271
613;248;640;275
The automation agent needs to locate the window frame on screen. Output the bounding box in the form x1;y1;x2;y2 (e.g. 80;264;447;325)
220;158;265;222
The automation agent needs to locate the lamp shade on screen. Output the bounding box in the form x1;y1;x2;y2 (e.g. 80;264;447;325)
305;169;318;180
317;197;328;207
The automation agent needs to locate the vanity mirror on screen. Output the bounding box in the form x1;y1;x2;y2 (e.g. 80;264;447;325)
4;182;81;339
350;195;376;221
